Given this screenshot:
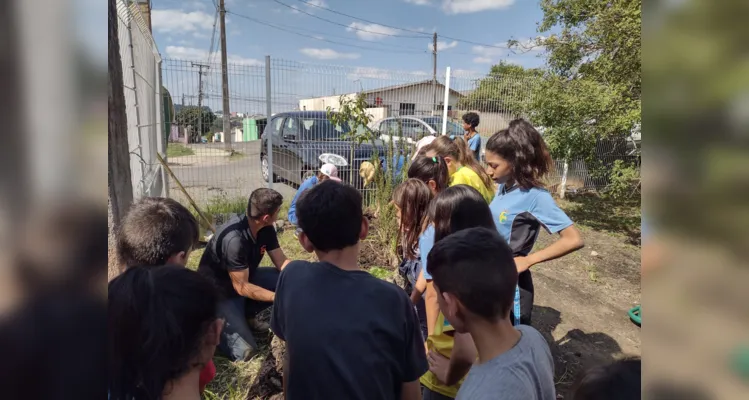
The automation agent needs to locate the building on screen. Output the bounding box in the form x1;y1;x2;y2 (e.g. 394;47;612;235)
298;80;465;120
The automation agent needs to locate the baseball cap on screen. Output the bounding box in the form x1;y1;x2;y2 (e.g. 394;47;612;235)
319;163;341;182
412;135;436;161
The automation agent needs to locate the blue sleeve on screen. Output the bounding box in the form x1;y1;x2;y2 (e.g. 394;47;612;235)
531;190;573;233
419;225;435;280
469;135;481;152
288;177;316;225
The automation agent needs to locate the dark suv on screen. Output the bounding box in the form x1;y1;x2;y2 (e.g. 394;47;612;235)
260;111;387;186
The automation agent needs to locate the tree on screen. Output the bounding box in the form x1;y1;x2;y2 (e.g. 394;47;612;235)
175;106;216;142
520;0;641;160
457;62;543;117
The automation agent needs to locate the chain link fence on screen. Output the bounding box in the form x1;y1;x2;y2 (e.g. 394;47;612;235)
116;0;167;200
160;56;640;209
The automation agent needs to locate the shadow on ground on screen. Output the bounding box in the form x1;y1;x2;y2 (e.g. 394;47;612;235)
532;306;623;396
560;194;641;246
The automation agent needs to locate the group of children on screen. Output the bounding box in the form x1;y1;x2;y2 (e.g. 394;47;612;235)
108;115;641;400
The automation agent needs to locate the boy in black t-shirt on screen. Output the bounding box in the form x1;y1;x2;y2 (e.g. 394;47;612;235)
271;181;427;400
198;188;290;361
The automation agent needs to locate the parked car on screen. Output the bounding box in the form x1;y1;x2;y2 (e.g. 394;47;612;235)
370;116;466;145
260;111;387;187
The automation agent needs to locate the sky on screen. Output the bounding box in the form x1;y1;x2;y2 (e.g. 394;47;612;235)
148;0;551;113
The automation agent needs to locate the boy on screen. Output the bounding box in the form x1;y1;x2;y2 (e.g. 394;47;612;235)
116;197;199;268
462;112;481;161
287;163;341;225
198;187;291;361
115;197;215;393
271;181;427;400
427;227;555;400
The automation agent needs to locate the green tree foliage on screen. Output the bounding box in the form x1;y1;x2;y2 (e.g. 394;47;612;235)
457;62;543;117
528;0;641;159
175;106;216;143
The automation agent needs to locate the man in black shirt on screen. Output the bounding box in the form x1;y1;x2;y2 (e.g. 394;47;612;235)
271;181;427;400
198;188;290;361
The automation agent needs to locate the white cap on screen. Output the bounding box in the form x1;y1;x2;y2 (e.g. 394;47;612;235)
319;163;341;182
412;135;437;161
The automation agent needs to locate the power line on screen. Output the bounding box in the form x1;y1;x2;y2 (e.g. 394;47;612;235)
206;6;219;64
227;10;429;55
270;0;427;38
295;0;431;36
292;0;511;50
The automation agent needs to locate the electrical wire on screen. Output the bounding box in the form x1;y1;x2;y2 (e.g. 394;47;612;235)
295;0;432;36
270;0;427;38
227;10;430;55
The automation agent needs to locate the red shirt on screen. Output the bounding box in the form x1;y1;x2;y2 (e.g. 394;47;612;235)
199;360;216;393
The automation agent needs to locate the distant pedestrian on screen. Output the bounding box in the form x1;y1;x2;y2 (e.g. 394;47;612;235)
461;112;481;161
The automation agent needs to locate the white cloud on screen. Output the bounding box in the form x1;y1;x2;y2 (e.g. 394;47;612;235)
164;46;262;66
288;0;328;14
300;48;360;60
151;10;214;35
405;0;433;5
347;22;400;41
429;40;458;51
346;67;429;81
473;57;493;64
472;43;508;58
442;0;515;14
452;68;481;77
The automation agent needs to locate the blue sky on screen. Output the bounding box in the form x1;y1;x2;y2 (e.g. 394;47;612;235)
151;0;550;113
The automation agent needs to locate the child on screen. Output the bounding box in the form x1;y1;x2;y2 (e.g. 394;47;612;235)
393;178;434;340
108;266;223;400
484;119;584;324
115;197;216;393
461;112;481;161
427;227;556;400
271;181;427;400
287;163;341;225
423;135;494;203
116;197;199;268
198;188;291;361
571;358;641;400
419;185;497;399
407;156;450;196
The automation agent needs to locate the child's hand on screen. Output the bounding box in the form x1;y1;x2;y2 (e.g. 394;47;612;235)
427;350;450;384
513;256;533;273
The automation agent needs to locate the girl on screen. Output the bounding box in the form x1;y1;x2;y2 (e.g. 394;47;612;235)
420;185;497;400
484;119;584;324
423;135;495;203
407;155;450;196
109;266;223;400
392;178;434;341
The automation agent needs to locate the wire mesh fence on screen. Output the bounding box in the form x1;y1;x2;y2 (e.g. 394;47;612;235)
160;56;640;210
117;0;167;200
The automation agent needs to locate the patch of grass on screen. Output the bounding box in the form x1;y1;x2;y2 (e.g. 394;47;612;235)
229;150;246;160
186;247;203;271
204;196;247;216
557;194;641;245
167;143;195;157
204;356;263;400
368;266;392;280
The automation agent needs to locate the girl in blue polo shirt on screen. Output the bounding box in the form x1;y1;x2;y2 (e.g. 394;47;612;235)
484;119;584;325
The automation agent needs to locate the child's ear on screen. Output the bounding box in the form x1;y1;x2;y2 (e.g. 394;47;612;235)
428;180;437;192
359;217;369;240
166;251;189;267
298;232;315;253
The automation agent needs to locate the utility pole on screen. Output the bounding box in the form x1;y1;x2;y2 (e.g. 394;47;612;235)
191;62;209;143
219;0;232;151
432;32;438;115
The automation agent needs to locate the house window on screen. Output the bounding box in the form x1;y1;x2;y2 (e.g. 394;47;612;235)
399;103;415;115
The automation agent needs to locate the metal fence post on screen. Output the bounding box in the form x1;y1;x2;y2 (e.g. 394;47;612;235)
126;13;145;198
441;66;451;135
265;55;273;189
155;59;169;198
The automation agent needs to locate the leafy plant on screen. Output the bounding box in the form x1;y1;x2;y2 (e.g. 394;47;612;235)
604;160;641;200
175;105;216;143
326;93;376;166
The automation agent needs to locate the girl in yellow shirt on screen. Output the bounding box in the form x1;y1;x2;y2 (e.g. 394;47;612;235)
423;135;495;203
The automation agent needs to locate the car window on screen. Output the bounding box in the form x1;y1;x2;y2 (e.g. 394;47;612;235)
401;119;428;139
268;117;284;137
282;117;299;137
380;119;400;136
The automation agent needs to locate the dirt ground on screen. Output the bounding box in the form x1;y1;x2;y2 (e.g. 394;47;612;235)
198;195;641;400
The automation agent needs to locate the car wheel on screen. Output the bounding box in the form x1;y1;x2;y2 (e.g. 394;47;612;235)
261;154;275;182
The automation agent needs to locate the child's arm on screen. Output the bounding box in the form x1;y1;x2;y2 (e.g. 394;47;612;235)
409;269;427;304
514;225;584;273
424;282;439;337
400;380;422;400
427;332;477;386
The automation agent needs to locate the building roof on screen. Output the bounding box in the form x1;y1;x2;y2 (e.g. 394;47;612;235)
361;80;465;98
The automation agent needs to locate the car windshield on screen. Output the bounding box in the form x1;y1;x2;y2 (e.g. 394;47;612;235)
421;117;464;136
300;117;370;141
